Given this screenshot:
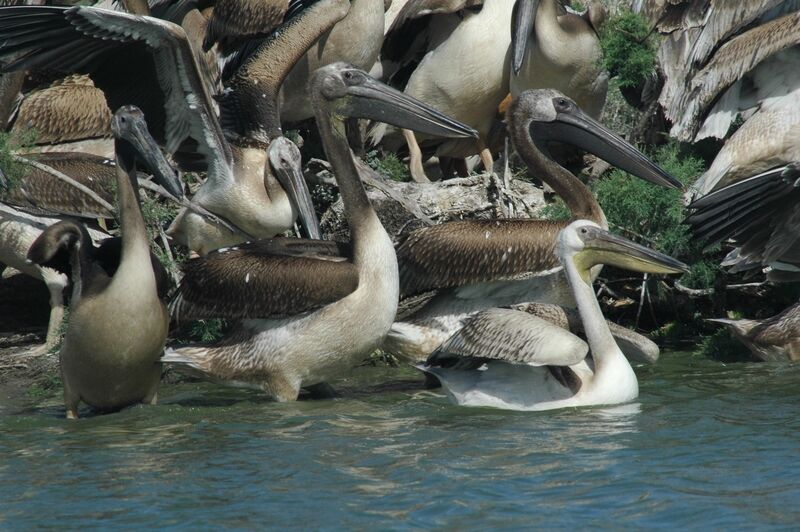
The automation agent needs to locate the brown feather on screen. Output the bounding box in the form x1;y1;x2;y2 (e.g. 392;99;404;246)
1;153;116;218
12;76;112;144
203;0;288;52
398;219;565;297
171;238;359;321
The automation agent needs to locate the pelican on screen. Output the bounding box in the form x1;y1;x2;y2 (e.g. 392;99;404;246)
417;219;688;411
709;302;800;362
511;0;608;118
383;89;681;363
687;163;800;282
279;0;386;123
163;63;477;401
375;0;512;181
26;106;183;419
0;3;332;254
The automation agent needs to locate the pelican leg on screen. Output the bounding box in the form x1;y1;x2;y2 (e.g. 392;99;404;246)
478;142;494;175
262;372;301;402
63;373;80;420
454;158;470;177
304;382;337;399
403;129;430;183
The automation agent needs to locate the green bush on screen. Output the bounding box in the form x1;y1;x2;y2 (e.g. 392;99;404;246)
365;149;410;182
600;11;656;89
0;130;37;190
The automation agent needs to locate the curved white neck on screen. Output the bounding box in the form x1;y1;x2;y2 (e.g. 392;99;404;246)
563;253;638;401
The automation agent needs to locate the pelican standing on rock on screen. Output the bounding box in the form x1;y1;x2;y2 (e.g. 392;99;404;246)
162;64;477;401
27;106;183;419
418;219;688;411
383;89;681;363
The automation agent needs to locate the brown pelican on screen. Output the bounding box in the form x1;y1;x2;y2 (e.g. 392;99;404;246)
417;219;688;411
374;0;511;181
0;3;330;254
279;0;386;123
163;63;477;401
26;106;182;419
687;163;800;282
383;89;681;363
709;302;800;362
511;0;608;118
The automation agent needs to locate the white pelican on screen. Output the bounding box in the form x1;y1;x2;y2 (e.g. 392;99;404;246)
417;219;688;411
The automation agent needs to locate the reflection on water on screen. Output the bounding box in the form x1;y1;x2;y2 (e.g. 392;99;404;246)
1;352;800;528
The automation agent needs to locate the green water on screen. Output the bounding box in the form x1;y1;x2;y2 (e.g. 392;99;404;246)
1;351;799;529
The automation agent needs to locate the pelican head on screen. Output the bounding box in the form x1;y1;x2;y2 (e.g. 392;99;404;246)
268;137;321;239
112;106;184;199
508;89;682;189
558;220;689;281
310;62;479;139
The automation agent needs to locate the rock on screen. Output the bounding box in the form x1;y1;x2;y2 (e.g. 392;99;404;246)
315;158;546;242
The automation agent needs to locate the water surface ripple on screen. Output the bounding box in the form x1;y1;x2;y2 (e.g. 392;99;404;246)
1;352;799;528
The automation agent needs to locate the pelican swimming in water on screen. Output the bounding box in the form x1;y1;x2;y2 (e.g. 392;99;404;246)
26;106;182;419
417;219;688;411
0;3;334;254
162;63;477;401
708;302;800;363
383;89;681;364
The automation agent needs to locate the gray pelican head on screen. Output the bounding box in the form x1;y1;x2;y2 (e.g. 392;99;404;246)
310;62;479;139
509;89;682;189
111;106;184;199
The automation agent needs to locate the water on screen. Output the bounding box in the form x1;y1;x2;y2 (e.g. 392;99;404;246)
1;351;799;529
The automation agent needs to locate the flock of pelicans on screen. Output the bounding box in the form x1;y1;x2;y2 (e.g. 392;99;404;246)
0;0;795;419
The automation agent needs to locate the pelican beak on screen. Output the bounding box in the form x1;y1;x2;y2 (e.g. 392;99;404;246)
576;226;689;275
531;106;682;189
269;137;321;240
341;71;478;139
512;0;538;75
112;106;184;199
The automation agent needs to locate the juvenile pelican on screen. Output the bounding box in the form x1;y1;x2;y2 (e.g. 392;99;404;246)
162;64;477;401
418;219;688;411
383;89;681;363
26;106;182;419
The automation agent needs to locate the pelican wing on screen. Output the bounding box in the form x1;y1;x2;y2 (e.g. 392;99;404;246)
203;0;298;52
674;11;800;138
687;163;800;267
389;0;483;30
1;153;116;219
398;219;563;297
171;238;358;321
429;308;589;368
0;5;232;175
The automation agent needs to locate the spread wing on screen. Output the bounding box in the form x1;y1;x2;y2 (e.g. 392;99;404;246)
687;163;800;268
397;219;564;297
171;238;358;321
0;5;232;176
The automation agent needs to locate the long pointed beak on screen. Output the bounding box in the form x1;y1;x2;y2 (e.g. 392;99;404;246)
119;112;184;199
578;227;689;274
512;0;538;75
343;77;478;139
269;137;321;240
531;109;682;189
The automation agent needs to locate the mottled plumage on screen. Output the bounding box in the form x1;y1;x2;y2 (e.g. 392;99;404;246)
398;219;563;297
172;238;357;321
203;0;289;52
1;153;116;219
12;75;111;144
711;302;800;362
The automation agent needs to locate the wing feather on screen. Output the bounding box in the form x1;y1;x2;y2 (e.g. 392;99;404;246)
171;238;358;321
